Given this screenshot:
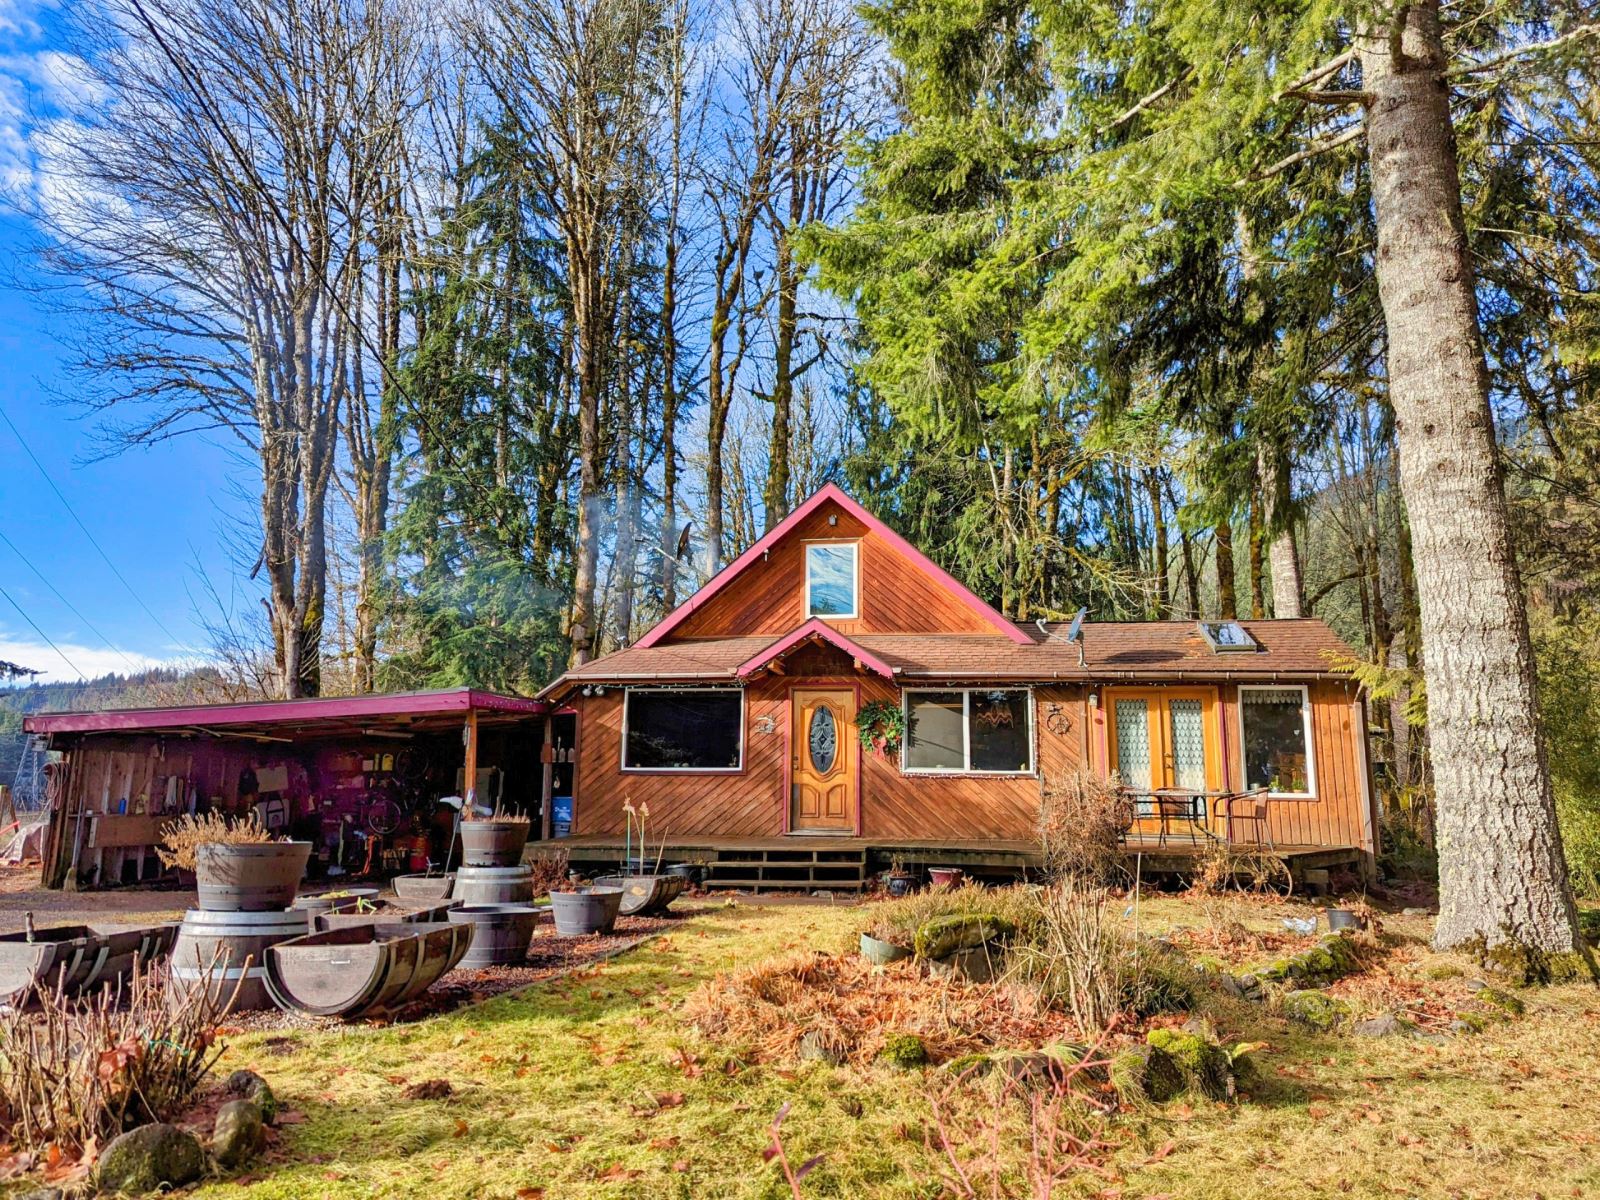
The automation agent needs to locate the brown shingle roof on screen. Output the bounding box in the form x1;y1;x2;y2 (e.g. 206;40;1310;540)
542;619;1356;696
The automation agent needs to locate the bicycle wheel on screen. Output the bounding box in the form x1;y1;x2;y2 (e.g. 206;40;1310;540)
365;798;403;835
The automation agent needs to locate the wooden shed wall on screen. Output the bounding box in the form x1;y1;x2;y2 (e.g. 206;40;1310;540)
669;499;1001;641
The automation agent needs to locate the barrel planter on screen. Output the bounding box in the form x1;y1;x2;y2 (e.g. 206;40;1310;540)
392;873;455;903
265;922;474;1018
548;887;623;937
860;932;912;966
928;867;965;890
293;888;380;918
453;864;534;906
168;908;309;1012
457;820;530;868
446;905;540;968
664;863;702;888
195;842;312;912
0;923;177;1006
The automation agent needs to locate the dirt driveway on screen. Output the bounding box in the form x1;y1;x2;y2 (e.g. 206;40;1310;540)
0;863;190;932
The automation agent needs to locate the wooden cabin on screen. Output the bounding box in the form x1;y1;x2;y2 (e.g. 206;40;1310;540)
541;484;1377;890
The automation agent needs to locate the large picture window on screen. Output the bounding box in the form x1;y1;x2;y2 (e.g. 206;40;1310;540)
805;543;858;618
1239;686;1314;796
903;689;1034;774
623;689;743;771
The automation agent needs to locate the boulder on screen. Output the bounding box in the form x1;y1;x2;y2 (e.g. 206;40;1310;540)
928;944;1001;983
1109;1044;1185;1104
1352;1012;1415;1038
1145;1028;1235;1101
210;1099;265;1169
1256;934;1361;989
1281;988;1350;1031
224;1069;278;1125
97;1124;205;1195
913;914;1015;961
1478;987;1525;1017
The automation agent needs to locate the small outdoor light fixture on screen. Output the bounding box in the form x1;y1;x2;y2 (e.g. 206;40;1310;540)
828;514;838;526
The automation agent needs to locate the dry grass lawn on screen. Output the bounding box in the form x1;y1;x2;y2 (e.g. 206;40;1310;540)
9;890;1593;1199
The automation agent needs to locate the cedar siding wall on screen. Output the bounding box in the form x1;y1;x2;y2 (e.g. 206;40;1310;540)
1091;680;1370;850
572;677;1371;852
670;501;998;640
571;680;1087;842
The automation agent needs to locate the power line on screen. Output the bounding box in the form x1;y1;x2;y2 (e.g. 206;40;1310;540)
0;528;147;674
0;404;186;649
0;584;87;682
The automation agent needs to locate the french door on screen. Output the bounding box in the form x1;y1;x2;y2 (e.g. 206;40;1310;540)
1105;688;1222;831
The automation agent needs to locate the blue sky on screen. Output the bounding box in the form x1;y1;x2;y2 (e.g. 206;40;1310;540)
0;0;248;683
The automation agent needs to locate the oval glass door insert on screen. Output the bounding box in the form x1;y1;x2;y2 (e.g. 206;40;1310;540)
809;705;838;774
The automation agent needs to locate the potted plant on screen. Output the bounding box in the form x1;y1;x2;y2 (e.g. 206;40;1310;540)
854;700;907;758
458;802;532;867
595;798;681;915
884;857;916;898
158;812;311;912
928;866;964;890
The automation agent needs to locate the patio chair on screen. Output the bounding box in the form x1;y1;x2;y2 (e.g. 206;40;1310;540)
1211;788;1274;848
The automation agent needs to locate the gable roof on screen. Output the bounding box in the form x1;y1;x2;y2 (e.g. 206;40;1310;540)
634;483;1033;648
734;618;897;680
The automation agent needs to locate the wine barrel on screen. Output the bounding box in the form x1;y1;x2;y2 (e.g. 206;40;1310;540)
446;905;539;968
456;820;530;867
452;864;533;906
195;842;313;912
265;922;473;1018
168;908;308;1012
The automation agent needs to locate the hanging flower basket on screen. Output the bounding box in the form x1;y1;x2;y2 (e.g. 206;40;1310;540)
855;700;906;758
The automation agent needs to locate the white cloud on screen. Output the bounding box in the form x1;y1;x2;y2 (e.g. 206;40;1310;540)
0;630;173;684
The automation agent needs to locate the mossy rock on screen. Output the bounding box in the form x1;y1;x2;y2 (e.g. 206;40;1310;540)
878;1033;928;1069
1280;988;1350;1031
1478;987;1525;1017
913;913;1015;960
96;1123;205;1195
1109;1044;1185;1104
1146;1028;1235;1101
1252;934;1361;989
225;1069;279;1125
1422;963;1463;981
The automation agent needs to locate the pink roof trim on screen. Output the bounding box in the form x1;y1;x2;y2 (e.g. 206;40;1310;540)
24;687;546;736
735;618;898;680
636;483;1032;647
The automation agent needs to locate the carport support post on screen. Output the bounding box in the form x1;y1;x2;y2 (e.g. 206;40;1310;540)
463;710;479;810
541;715;554;841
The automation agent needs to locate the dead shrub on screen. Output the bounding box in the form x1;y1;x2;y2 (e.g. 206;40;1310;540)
1038;771;1131;884
684;950;1057;1067
925;1048;1115;1199
0;958;230;1158
527;847;571;897
156;809;277;872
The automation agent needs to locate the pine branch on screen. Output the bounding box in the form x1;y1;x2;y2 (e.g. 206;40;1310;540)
1274;49;1356;100
1282;88;1370;106
1242;122;1366;182
1447;22;1600;78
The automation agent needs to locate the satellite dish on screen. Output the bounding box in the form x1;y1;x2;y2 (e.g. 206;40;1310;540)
1065;607;1088;643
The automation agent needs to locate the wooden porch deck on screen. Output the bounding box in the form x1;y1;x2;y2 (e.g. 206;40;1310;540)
550;834;1361;893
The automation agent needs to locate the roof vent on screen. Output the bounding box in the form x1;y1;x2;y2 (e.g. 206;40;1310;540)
1197;621;1258;653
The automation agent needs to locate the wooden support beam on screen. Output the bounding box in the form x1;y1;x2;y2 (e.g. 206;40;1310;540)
463;710;479;809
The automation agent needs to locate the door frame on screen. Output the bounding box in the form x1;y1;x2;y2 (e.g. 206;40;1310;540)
784;682;863;835
1102;686;1224;831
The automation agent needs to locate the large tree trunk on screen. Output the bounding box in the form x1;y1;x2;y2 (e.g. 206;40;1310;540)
1257;448;1303;617
1360;1;1588;962
1214;520;1237;619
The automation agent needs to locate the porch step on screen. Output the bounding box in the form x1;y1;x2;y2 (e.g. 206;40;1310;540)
703;845;870;894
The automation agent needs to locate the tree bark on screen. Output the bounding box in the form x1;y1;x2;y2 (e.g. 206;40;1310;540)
1214;520;1237;620
1360;1;1588;959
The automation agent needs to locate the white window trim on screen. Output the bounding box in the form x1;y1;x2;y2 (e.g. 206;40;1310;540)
803;540;860;620
900;688;1036;776
620;687;745;773
1237;684;1317;799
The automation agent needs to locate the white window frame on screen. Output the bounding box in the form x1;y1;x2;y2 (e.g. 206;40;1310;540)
1237;684;1317;798
620;687;745;773
803;540;860;620
900;688;1036;776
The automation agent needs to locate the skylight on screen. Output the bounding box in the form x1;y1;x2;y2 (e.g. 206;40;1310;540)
1198;621;1259;653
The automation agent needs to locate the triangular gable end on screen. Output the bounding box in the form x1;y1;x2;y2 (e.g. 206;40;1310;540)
735;618;898;679
635;483;1033;647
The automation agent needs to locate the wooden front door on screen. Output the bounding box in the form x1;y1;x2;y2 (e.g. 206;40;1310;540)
791;688;856;832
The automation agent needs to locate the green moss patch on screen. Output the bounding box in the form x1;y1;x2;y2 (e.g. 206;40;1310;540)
913;913;1016;960
877;1033;928;1069
1280;989;1350;1032
1145;1029;1235;1101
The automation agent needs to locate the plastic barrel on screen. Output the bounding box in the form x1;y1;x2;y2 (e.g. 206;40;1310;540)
168;908;309;1012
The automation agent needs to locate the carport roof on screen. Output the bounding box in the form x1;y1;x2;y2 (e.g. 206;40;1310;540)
23;687;546;740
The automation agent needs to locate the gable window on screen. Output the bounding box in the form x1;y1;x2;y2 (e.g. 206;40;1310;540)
623;689;743;771
1238;685;1314;796
805;542;858;618
903;689;1034;774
